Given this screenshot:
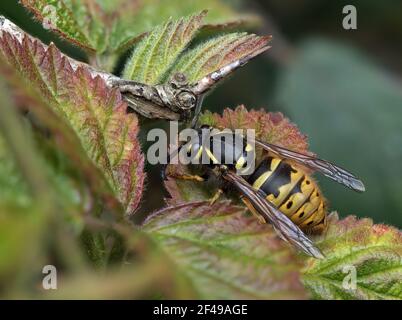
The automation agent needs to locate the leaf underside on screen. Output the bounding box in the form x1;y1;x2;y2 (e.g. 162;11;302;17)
303;213;402;300
172;33;271;83
123;11;207;84
0;31;145;215
21;0;259;54
124;15;271;85
143;201;307;299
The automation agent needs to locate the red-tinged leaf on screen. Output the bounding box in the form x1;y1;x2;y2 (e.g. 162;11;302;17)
0;32;145;216
20;0;260;60
20;0;105;52
171;34;271;82
302;213;402;300
200;105;310;154
143;201;307;299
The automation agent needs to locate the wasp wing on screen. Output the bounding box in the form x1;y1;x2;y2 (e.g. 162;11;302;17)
251;139;365;192
222;170;324;259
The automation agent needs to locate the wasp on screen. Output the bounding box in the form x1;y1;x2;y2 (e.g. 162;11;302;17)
163;125;365;259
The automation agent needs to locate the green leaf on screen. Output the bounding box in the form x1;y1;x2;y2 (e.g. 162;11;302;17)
123;11;206;84
143;201;307;299
20;0;259;59
20;0;106;52
275;39;402;227
0;31;145;216
0;202;44;281
302;213;402;300
0;138;32;208
0;79;76;286
171;33;271;83
110;0;259;52
123;14;270;84
0;140;45;281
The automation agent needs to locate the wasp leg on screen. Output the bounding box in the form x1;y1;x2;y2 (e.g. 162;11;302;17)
241;196;267;224
209;188;224;206
169;172;205;182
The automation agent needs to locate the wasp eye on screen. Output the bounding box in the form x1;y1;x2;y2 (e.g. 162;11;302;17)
177;91;196;109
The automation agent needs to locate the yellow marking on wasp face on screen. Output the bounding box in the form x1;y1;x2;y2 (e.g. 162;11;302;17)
245;143;253;152
235;156;246;170
252;158;282;190
205;147;219;164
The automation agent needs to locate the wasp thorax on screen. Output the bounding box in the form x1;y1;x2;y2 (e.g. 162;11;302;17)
177;91;196;109
170;72;188;88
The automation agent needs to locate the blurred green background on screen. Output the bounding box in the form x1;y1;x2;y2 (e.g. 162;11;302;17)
1;0;401;228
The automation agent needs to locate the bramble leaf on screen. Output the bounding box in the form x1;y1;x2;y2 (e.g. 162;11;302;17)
0;200;45;283
302;213;402;300
0;31;145;216
0;79;82;285
101;0;259;53
0;138;32;208
123;11;206;84
20;0;259;57
200;105;310;154
20;0;106;52
171;34;271;83
123;14;270;84
143;201;307;299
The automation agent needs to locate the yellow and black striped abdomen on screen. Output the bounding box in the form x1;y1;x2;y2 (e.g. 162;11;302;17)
247;157;327;234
